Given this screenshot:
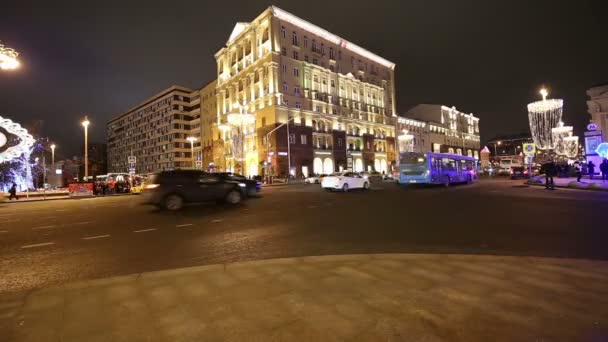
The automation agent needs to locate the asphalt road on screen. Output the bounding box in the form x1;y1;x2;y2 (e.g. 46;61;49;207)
1;178;608;293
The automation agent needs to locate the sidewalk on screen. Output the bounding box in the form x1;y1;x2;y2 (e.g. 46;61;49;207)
527;176;608;191
2;254;607;341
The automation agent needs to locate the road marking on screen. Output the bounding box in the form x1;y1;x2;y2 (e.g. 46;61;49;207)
32;225;57;230
133;228;157;233
21;242;54;249
0;230;8;233
82;234;110;240
211;219;223;223
176;223;193;228
2;219;20;223
73;221;95;225
55;209;68;212
40;216;57;220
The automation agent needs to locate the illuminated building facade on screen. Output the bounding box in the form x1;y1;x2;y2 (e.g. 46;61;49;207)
107;86;201;173
587;84;608;142
212;6;397;177
396;104;481;159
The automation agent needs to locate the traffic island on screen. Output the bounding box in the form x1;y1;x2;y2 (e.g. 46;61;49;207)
2;254;607;341
527;176;608;192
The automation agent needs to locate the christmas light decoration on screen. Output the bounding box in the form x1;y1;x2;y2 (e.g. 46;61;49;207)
563;135;579;158
527;88;563;150
0;42;20;70
0;115;35;163
551;122;573;156
595;142;608;159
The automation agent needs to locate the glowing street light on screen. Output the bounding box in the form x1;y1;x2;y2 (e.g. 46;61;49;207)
50;144;56;170
187;136;197;168
0;42;20;70
82;116;90;180
540;87;548;101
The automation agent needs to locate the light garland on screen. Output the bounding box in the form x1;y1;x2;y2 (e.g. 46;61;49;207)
0;42;20;70
551;122;573;156
562;135;579;158
527;89;563;150
595;142;608;159
0;115;35;163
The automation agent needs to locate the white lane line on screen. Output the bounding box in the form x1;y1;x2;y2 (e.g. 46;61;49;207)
32;225;57;230
21;242;54;249
0;230;8;233
176;223;193;228
2;219;20;223
211;219;223;223
55;209;68;212
73;221;95;225
40;216;57;220
82;234;110;240
133;228;157;233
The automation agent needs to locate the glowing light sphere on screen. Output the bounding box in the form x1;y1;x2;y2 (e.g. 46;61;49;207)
596;142;608;159
0;42;20;70
527;98;563;150
551;122;573;156
0;115;35;163
562;135;579;158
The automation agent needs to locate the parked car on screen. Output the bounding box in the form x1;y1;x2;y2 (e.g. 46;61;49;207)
213;172;261;197
305;176;321;184
141;170;246;210
510;166;530;179
321;172;370;192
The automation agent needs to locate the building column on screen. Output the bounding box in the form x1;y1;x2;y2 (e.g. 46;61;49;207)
242;78;248;105
258;69;264;98
249;73;256;103
250;33;256;63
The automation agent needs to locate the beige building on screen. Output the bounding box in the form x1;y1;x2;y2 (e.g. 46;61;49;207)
587;84;608;142
107;86;201;173
396;104;481;159
211;6;397;177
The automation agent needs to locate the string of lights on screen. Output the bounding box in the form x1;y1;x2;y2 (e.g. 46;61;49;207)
0;42;20;70
527;88;563;150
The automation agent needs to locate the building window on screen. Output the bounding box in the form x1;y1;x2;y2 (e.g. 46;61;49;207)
293;51;299;60
281;26;286;38
337;138;343;147
304;55;309;62
282;82;288;93
292;31;298;45
293;68;300;77
294;86;301;95
300;134;307;145
295;101;301;109
316;105;321;112
282;64;287;73
281;47;287;56
261;117;266;127
289;133;295;144
338;50;342;60
321;44;325;55
313;75;319;83
312;58;318;65
322;78;327;85
331;80;335;88
329;47;335;60
311;39;316;51
304;36;308;48
329;65;334;72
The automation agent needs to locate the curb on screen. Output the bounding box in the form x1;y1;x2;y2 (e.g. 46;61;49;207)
526;181;608;192
1;193;137;204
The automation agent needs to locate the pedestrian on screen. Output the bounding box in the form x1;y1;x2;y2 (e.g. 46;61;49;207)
543;161;556;190
588;161;596;180
574;162;582;182
8;183;18;200
600;159;608;181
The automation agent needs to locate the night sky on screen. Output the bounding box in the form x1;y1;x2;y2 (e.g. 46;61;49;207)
1;0;605;158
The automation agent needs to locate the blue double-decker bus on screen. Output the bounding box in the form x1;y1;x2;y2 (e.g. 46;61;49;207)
397;152;478;186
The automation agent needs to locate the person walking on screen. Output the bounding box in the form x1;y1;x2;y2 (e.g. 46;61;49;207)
574;162;582;182
8;183;18;200
600;159;608;181
544;161;556;190
588;161;596;180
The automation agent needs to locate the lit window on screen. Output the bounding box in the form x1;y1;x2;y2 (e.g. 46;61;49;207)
300;134;307;144
289;133;295;144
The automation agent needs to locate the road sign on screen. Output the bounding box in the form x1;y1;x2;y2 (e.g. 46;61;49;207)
587;123;598;131
128;156;136;164
522;143;536;156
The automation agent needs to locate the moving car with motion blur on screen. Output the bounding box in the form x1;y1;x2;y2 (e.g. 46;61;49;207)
141;170;247;210
304;175;321;184
321;172;370;192
510;166;530;179
213;172;261;197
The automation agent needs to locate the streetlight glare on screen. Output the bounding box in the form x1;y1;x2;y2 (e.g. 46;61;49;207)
540;87;548;101
50;144;56;150
0;42;20;70
187;136;198;142
82;117;90;128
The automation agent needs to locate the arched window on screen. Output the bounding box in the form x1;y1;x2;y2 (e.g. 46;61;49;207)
323;158;334;174
313;158;323;174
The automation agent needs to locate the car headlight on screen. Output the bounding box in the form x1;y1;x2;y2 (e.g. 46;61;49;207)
238;183;246;187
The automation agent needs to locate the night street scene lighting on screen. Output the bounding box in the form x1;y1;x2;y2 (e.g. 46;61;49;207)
1;3;607;341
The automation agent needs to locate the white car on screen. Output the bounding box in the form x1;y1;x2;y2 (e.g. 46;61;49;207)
305;176;321;184
321;172;370;192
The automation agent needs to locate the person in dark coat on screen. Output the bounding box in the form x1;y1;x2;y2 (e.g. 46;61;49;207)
544;161;557;190
588;161;596;180
600;159;608;181
8;183;18;200
574;162;582;182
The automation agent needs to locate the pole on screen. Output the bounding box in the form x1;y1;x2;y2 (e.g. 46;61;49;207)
190;140;195;168
42;154;46;200
84;123;88;181
287;118;291;180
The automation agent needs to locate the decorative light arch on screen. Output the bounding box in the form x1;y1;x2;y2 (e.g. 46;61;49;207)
527;88;563;150
0;115;35;163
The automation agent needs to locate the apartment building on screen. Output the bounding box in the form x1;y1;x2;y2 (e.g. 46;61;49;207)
396;104;481;159
212;6;397;177
587;84;608;142
107;86;201;173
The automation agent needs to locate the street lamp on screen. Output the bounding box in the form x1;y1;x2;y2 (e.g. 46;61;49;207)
0;42;20;70
82;116;90;181
187;136;197;168
50;144;56;170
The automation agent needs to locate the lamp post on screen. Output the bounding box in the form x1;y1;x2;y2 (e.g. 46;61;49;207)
50;144;56;170
265;116;296;183
187;136;197;168
82;116;90;181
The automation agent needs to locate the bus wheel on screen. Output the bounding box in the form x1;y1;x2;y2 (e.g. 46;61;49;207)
443;176;451;187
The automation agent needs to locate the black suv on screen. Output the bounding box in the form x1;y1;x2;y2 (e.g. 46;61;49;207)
142;170;246;210
213;172;261;197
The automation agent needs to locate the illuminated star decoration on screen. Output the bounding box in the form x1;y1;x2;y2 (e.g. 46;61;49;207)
595;142;608;159
0;42;20;70
0;116;36;163
527;87;563;150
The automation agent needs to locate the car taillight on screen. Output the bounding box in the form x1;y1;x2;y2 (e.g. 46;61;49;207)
144;184;160;190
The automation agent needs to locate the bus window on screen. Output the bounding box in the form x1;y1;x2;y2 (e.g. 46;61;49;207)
442;158;456;170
